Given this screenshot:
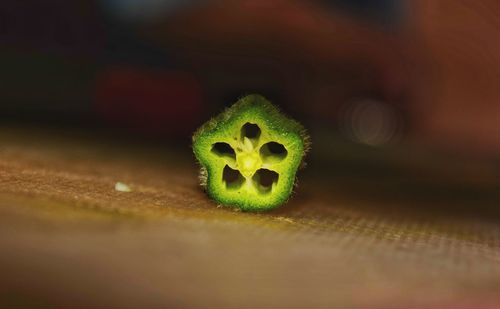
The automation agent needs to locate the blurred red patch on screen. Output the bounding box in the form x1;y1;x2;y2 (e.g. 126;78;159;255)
94;67;203;136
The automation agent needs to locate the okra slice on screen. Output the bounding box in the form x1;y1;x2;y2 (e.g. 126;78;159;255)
192;94;310;211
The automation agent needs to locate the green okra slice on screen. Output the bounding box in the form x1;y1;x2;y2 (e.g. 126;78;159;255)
192;94;310;211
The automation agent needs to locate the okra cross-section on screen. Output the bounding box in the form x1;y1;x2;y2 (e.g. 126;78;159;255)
192;94;310;211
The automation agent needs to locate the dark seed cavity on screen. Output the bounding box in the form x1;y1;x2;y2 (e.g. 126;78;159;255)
252;169;279;193
223;165;244;189
260;142;287;163
211;142;236;160
241;123;261;140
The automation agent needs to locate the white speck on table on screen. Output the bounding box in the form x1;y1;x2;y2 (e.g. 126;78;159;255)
115;182;132;192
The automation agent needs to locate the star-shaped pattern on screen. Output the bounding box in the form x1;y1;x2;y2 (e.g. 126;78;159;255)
193;95;310;211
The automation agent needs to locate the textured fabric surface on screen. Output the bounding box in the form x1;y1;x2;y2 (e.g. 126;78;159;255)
0;127;499;308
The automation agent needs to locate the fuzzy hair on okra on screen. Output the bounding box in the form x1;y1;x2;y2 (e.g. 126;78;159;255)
192;94;310;212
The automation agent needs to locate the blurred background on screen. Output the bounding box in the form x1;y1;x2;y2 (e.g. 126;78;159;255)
2;0;500;154
3;0;500;221
2;0;500;207
2;1;500;307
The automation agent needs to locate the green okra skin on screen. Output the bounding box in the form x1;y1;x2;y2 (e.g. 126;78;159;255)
192;94;310;212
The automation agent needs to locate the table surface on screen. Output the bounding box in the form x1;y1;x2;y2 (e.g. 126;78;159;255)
0;126;499;308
